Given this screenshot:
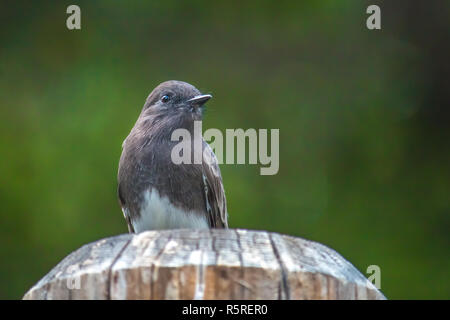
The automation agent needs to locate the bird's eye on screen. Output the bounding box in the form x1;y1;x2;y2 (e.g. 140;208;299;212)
161;95;170;103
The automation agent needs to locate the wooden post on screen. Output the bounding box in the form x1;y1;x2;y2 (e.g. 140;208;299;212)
23;229;385;300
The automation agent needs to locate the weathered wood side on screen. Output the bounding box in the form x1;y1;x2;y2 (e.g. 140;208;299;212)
23;229;386;300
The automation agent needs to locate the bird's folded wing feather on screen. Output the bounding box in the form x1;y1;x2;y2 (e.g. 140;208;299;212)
118;184;135;233
202;142;228;228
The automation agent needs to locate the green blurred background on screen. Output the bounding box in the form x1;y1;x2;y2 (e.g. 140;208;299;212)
0;1;449;299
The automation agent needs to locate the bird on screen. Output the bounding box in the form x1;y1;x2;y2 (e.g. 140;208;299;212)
117;80;228;233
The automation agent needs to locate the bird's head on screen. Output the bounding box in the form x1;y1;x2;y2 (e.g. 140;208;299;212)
140;80;211;123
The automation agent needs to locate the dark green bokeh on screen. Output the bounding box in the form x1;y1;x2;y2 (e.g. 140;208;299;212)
0;1;449;299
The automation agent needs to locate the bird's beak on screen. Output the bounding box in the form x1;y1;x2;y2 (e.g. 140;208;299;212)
187;94;212;106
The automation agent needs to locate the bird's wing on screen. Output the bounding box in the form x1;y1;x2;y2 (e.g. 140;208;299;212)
118;183;135;233
202;142;228;228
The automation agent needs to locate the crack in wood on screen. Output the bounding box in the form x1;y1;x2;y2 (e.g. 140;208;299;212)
234;229;246;299
106;238;132;300
150;234;173;299
269;233;291;300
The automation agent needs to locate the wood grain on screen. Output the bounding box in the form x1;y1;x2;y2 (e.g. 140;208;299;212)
23;229;386;300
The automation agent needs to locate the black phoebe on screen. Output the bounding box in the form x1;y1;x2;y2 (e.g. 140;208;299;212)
118;80;228;233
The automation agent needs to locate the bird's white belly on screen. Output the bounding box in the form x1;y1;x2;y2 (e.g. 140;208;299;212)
132;188;209;232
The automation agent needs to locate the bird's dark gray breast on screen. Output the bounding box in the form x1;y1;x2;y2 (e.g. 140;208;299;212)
118;133;206;222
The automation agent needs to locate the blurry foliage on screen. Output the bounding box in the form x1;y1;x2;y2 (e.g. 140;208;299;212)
0;0;449;299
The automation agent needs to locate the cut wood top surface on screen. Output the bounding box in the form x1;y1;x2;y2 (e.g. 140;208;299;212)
23;229;386;300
